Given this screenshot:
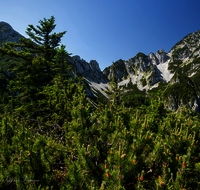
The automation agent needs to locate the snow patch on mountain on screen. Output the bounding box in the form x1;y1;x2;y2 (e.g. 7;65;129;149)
156;59;174;82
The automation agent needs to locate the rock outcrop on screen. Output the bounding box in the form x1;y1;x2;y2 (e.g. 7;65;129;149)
0;21;24;51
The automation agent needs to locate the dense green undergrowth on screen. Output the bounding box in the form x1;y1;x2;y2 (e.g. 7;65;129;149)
0;15;200;190
0;85;200;190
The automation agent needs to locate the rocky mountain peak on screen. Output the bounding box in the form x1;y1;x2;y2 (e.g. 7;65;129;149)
0;21;25;51
0;21;13;30
155;49;170;64
89;60;101;72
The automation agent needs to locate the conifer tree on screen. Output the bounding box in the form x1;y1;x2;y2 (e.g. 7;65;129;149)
103;62;123;107
0;52;30;112
122;67;127;80
0;16;68;117
53;44;72;76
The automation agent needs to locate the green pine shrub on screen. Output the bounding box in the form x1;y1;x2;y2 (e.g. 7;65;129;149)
0;80;200;189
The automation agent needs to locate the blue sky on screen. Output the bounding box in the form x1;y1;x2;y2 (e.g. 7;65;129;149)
1;0;200;71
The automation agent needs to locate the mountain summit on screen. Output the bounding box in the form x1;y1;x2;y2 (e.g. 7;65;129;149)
0;21;24;51
0;22;200;115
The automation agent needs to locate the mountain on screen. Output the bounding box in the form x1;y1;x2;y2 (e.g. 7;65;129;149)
0;21;200;115
71;31;200;115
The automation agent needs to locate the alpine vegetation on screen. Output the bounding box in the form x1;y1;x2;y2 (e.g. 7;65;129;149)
0;16;200;190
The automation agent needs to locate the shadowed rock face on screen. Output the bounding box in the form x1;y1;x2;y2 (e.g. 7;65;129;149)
0;22;200;115
0;21;25;51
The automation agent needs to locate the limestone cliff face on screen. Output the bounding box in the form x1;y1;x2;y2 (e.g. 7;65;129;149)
70;55;109;84
64;55;111;99
0;21;200;115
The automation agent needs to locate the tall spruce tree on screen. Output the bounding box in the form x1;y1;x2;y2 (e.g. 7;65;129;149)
0;16;66;110
0;16;84;122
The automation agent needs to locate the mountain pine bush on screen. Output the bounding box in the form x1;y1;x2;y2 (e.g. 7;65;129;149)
0;16;200;190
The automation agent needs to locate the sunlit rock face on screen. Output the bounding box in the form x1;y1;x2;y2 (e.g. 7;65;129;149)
0;22;200;115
